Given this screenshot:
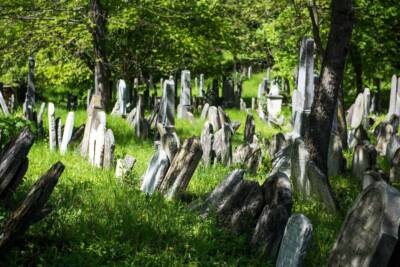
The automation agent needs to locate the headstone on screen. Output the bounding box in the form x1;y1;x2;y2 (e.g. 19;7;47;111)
141;150;170;195
117;79;127;115
257;77;268;98
116;155;136;179
352;143;378;180
269;133;287;159
37;102;46;137
362;170;386;190
161;79;175;126
207;106;221;131
297;37;314;111
233;143;262;174
200;122;214;166
0;84;10;115
48;103;57;150
328;181;400;267
244;113;255;144
363;88;371;128
327;133;346;177
103;129;115;168
388;75;398;118
247;66;252;79
86;88;93;110
60;112;75;154
386;134;400;163
94;124;105;168
199;74;205;97
200;103;210;120
251;98;256;110
375;122;394;156
276;214;313;267
56;117;62;147
213;123;232;165
179;70;191;107
23;56;36;121
240;98;246;111
134;95;149;138
222;80;235;107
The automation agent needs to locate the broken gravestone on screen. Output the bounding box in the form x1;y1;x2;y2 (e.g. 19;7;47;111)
328;181;400;267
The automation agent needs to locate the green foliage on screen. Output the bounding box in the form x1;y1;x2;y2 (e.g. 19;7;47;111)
0;114;34;148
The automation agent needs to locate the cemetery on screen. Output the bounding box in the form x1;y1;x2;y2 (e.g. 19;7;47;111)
0;0;400;266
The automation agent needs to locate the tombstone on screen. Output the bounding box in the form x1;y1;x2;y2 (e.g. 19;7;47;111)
56;117;62;147
388;75;398;118
67;93;78;111
117;79;127;115
267;95;283;121
362;88;371;128
0;83;10;115
328;181;400;266
268;133;287;159
86;88;93;110
257;77;268;98
200;122;214;166
352;143;377;180
375;122;394;155
48;103;57;150
103;129;115;169
244;113;255;144
233;143;262;174
386;134;400;163
389;114;400;133
158;137;202;199
276;214;313;267
161;79;175;126
251;98;256;110
94;124;106;168
60;112;75;155
362;170;387;190
222;80;235;108
247;66;252;79
291;138;311;196
200;103;210;120
116;155;136;179
23;56;36;121
178;70;191;113
251;172;293;259
207;79;219;106
134;95;149;138
141;150;170;195
240;98;246;111
199;74;205;97
349;125;369;149
37;102;46;137
207;106;221;131
328;133;346;177
213;123;233;165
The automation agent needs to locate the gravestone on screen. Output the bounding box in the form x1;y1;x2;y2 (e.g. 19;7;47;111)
200;103;210;120
291;138;311;196
328;133;346;177
375;122;394;156
207;106;221;131
48;103;57;150
222;80;235;107
117;79;127;115
240;98;246;111
116;155;136;179
0;84;10;115
269;133;287;159
141;150;170;195
276;214;313;267
56;117;62;147
388;75;399;118
201;122;214;166
37;102;46;137
389;114;400;133
386;134;400;163
362;170;386;190
233;143;262;174
244;113;255;144
247;66;252;79
178;70;191;119
199;74;205;97
161;79;175;126
207;79;219;106
86;88;93;110
67;93;78;111
23;56;36;121
103;129;115;169
363;88;371;128
257;77;268;98
60;112;75;154
94;124;106;168
134;95;149;138
328;181;400;267
213;124;232;165
251;98;256;110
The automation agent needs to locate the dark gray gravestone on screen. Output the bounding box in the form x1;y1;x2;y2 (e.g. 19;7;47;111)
222;80;235;108
161;79;175;126
244;112;255;144
328;181;400;267
200;121;214;166
276;214;313;267
23;56;36;121
199;74;205;97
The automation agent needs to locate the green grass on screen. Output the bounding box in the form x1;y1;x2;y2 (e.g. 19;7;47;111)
0;74;362;266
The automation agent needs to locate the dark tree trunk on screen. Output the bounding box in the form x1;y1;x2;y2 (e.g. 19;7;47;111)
90;0;110;109
350;42;363;94
305;0;354;175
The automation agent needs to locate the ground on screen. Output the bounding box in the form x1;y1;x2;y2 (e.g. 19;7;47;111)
1;73;362;266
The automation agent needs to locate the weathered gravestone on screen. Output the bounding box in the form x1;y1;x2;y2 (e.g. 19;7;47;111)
388;75;400;118
56;117;62;147
233;142;262;174
37;102;46;137
207;106;221;132
244;112;255;144
276;214;313;267
375;122;394;156
328;181;400;267
134;95;149;138
390;148;400;183
103;129;115;169
200;103;210;120
257;77;268;98
352;144;377;180
200;121;214;166
240;98;246;111
328;133;346;177
48;103;57;150
268;133;287;159
222;80;235;108
161;79;175;126
23;56;36;121
158;137;202;199
60;112;75;154
213;124;233;165
363;170;387;190
199;74;205;97
115;155;136;179
0;83;10;115
177;70;192;119
386;134;400;164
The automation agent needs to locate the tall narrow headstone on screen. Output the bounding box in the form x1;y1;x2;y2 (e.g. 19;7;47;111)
162;79;175;126
117;79;127;115
180;70;191;107
23;56;36;121
103;129;115;168
0;83;9;115
223;80;235;108
199;74;205;97
388;75;398;117
60;112;75;154
48;103;57;150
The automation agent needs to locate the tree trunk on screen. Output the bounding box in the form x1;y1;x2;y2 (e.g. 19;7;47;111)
90;0;110;109
305;0;354;175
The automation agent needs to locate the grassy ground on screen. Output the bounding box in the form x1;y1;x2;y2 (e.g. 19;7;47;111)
0;74;362;266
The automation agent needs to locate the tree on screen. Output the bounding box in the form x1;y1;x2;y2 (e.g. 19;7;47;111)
305;0;354;175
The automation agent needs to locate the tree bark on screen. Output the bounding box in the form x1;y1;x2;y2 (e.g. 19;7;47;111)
90;0;110;109
305;0;354;175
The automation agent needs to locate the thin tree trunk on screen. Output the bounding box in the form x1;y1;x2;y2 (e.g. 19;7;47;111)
90;0;110;109
305;0;354;175
307;0;324;64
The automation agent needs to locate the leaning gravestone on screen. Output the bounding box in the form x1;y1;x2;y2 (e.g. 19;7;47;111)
244;112;255;144
200;103;210;120
328;181;400;267
276;214;313;267
200;121;214;166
